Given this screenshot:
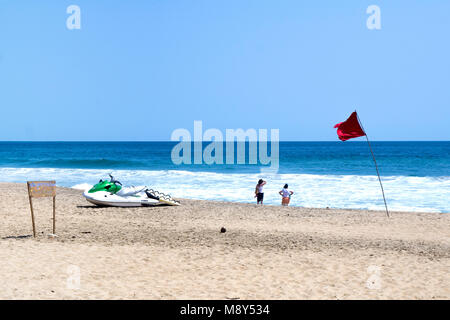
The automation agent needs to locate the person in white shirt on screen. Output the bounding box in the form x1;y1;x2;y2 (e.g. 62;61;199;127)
254;179;266;205
279;184;294;206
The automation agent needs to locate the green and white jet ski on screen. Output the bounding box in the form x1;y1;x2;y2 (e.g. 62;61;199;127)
83;174;180;207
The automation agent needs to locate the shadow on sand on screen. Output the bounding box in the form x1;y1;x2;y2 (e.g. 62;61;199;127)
2;235;33;240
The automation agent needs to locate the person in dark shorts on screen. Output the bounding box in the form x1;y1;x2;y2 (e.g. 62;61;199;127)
254;179;266;205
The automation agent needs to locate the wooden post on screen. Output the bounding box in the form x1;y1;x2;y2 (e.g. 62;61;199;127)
52;196;56;234
27;183;37;238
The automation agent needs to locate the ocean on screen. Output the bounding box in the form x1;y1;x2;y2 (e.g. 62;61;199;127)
0;141;448;213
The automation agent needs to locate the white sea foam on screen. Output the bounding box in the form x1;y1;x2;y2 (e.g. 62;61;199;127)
71;183;93;192
0;167;448;213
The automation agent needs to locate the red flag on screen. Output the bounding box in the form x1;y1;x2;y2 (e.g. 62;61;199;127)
334;112;366;141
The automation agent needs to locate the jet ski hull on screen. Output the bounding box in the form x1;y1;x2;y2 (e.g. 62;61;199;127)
83;191;160;207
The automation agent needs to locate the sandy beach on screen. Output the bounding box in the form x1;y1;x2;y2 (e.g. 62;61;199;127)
0;182;448;300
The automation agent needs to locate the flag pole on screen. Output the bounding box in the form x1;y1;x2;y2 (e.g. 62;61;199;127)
356;112;390;218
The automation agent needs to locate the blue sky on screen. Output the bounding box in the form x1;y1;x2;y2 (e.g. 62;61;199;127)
0;0;449;141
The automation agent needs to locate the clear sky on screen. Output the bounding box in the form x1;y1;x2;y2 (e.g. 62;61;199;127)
0;0;449;141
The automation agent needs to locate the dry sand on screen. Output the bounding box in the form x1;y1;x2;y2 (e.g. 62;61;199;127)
0;182;448;299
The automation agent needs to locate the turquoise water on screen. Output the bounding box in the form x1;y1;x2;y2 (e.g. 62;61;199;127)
0;141;448;212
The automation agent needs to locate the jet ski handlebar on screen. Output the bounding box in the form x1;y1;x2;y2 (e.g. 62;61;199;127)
108;174;122;186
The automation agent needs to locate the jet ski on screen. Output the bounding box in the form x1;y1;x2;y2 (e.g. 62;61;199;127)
83;174;180;207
